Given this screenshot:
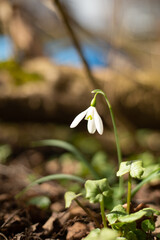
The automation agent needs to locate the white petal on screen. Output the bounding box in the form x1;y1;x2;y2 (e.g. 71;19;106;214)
87;119;96;134
85;106;94;119
70;108;88;128
94;108;104;135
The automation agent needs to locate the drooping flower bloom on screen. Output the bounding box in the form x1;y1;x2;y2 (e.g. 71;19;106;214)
70;106;103;135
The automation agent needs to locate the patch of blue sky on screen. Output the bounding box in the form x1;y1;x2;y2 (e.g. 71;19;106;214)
44;41;108;68
0;35;13;60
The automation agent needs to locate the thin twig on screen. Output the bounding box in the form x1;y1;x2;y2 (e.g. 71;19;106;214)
0;233;8;240
0;210;21;228
53;0;99;89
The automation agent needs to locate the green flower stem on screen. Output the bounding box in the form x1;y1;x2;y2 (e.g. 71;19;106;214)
75;199;100;228
127;173;132;214
92;90;123;192
106;99;123;193
100;197;107;228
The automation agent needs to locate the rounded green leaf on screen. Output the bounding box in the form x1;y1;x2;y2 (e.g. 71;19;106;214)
126;231;137;240
85;178;112;203
142;208;160;216
83;228;101;240
100;228;118;240
118;208;159;223
107;204;127;225
130;160;144;178
119;210;145;223
141;219;155;232
117;160;144;179
83;228;118;240
64;191;82;208
117;162;131;176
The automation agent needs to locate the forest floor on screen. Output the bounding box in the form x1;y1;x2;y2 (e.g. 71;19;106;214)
0;148;159;240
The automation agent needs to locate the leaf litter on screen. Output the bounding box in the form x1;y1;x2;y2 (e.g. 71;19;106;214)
0;149;159;239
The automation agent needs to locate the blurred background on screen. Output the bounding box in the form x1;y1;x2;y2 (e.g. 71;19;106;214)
0;0;160;167
0;2;160;238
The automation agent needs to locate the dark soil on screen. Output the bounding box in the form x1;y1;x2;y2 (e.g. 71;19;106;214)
0;149;159;240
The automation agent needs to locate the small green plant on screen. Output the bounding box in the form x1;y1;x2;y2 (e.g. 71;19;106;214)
63;162;159;239
65;178;112;228
106;204;159;240
17;89;160;239
117;160;144;214
67;89;160;239
63;161;159;239
65;173;159;239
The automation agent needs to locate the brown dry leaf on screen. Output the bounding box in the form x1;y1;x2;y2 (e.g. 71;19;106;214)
1;210;30;235
69;206;87;217
154;215;160;235
66;222;88;240
51;201;64;212
29;223;39;232
42;212;58;233
58;211;71;226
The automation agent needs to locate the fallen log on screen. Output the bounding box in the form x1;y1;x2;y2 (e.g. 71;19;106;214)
0;57;160;130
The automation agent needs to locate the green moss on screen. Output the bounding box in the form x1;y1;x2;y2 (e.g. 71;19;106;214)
0;60;43;85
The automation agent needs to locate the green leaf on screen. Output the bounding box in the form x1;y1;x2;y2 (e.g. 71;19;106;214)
99;228;118;240
116;238;127;240
27;196;51;209
16;174;85;199
134;229;146;240
83;228;100;240
112;222;126;230
118;208;159;223
113;221;136;232
108;207;159;235
126;231;137;240
118;211;145;223
157;233;160;238
64;191;82;208
107;205;127;225
83;228;118;240
0;144;12;163
85;178;112;203
32;139;99;179
141;219;155;232
142;208;160;216
117;160;144;179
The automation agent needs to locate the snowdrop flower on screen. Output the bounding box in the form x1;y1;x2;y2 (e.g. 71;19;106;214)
70;106;103;135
